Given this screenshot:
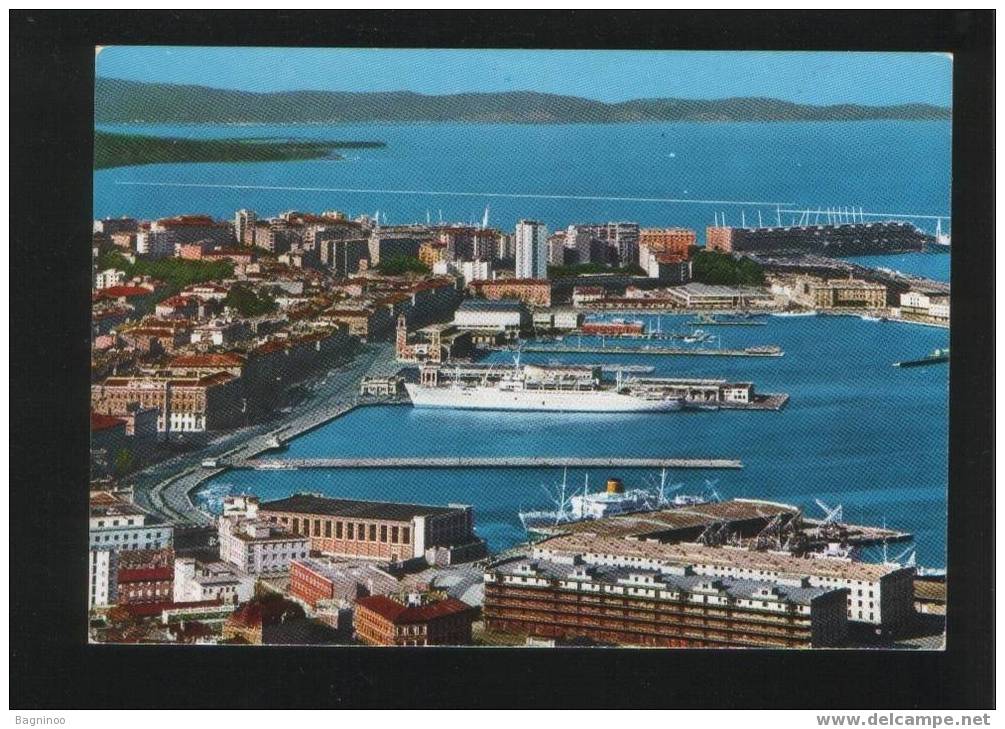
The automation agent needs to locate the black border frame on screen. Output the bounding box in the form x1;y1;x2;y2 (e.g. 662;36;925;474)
10;10;994;709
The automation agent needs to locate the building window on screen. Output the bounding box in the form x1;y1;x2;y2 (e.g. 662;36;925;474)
358;523;366;541
380;525;388;542
324;521;332;537
347;523;354;540
369;524;377;541
392;526;399;543
292;518;300;534
314;519;321;537
402;527;410;543
336;521;343;539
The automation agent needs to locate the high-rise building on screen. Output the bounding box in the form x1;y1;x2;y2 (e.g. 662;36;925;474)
235;209;257;247
515;220;548;279
565;225;592;264
573;222;640;266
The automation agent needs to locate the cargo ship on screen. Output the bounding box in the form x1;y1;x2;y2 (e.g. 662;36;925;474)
893;347;949;368
518;470;715;533
405;360;684;413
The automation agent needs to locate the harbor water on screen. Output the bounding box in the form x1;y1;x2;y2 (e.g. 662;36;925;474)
94;120;951;239
196;314;949;567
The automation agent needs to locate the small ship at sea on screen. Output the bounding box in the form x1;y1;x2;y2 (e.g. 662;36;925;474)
894;347;949;368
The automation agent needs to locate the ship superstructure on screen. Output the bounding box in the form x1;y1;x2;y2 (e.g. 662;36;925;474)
518;469;715;533
405;359;684;413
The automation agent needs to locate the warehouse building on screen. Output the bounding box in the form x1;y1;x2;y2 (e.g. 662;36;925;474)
529;534;915;635
484;555;849;648
259;494;487;567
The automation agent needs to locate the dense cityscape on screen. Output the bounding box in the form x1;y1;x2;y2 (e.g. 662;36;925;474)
89;206;949;648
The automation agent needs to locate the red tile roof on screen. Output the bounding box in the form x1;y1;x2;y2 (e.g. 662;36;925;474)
117;566;174;583
156;215;224;228
168;353;245;369
158;295;198;308
100;286;153;299
355;595;475;625
90;412;126;432
478;279;550;287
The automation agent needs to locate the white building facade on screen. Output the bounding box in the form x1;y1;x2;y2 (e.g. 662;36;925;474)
217;496;311;576
173;558;256;604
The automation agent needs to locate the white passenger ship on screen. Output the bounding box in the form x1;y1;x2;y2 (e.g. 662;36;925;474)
405;360;684;413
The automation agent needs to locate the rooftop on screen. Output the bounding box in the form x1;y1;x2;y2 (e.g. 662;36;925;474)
490;556;836;607
168;353;246;369
98;285;154;299
89;491;146;519
295;557;398;583
457;299;526;312
478;278;550;287
90;412;126;432
671;283;764;297
355;594;475;624
535;532;908;582
260;493;463;521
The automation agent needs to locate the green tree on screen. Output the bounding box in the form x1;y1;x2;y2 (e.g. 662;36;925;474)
691;250;764;286
224;285;278;316
114;448;134;476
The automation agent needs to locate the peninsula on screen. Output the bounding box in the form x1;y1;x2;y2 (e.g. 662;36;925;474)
94;130;385;170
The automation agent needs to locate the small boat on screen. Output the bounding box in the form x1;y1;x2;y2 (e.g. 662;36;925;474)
771;310;817;317
894;347;949;368
690;313;765;327
682;329;711;343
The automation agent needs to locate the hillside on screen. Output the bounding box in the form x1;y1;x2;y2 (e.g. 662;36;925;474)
95;78;951;125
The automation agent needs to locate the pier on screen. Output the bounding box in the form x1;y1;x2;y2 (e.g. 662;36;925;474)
230;456;744;471
488;344;783;358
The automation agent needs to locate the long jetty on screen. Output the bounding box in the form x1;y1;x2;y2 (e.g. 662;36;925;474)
230;457;744;470
490;344;783;358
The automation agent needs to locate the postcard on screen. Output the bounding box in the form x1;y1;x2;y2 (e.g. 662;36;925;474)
88;46;951;650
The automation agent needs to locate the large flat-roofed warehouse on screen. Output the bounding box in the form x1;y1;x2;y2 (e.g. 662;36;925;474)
529;532;915;635
451;299;530;342
259;494;487;567
483;555;849;649
664;283;767;309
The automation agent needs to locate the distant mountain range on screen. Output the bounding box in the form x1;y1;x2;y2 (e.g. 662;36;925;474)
95;78;951;125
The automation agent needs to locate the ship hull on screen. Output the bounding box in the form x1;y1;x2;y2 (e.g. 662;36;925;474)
893;356;949;368
405;383;683;413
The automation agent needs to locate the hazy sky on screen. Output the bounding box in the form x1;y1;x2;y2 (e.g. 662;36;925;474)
96;47;952;106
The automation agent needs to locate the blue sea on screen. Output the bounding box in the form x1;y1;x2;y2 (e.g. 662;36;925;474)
94;120;951;247
196;315;948;567
93;120;950;566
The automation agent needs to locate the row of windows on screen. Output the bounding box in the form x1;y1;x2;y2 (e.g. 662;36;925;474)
95;518;139;527
92;531;165;544
275;515;410;545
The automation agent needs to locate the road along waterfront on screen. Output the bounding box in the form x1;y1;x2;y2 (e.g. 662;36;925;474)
132;342;399;524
